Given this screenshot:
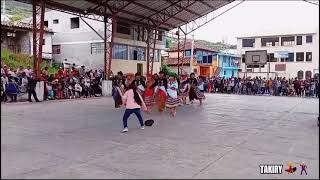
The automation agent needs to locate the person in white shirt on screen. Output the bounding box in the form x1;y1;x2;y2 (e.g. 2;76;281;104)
165;75;181;117
24;66;33;77
74;82;82;98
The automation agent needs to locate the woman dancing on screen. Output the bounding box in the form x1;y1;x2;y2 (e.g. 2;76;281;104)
165;75;181;117
188;73;205;105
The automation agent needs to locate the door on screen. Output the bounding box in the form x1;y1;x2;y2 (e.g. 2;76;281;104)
200;66;209;77
137;63;143;74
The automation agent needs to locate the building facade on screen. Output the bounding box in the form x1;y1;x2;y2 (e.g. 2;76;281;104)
164;40;240;77
39;10;165;75
1;21;53;60
217;52;241;78
237;32;319;79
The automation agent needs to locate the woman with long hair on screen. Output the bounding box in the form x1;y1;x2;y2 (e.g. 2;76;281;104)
188;73;205;105
179;74;189;105
144;74;155;113
153;71;167;113
118;76;147;133
166;75;181;117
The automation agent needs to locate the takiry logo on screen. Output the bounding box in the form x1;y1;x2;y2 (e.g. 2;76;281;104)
259;164;283;174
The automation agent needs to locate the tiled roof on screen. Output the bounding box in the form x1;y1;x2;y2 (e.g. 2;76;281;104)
164;56;194;66
167;39;217;52
1;21;53;33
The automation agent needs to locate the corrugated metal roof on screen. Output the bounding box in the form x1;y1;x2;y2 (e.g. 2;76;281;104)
13;0;232;31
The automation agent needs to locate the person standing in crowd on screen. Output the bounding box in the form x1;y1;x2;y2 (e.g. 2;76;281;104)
118;76;147;133
166;75;180;117
112;71;125;108
134;72;146;97
179;74;189;105
153;71;168;113
27;73;40;102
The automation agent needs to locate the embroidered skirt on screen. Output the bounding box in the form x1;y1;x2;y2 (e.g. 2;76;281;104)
166;96;181;108
144;95;154;107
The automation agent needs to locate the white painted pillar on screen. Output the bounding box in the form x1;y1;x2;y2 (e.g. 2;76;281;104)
102;80;112;96
35;81;44;101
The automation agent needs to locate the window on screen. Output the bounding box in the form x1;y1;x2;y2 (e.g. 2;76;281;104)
296;52;304;62
53;19;59;24
42;39;45;45
280;53;294;62
297;70;303;80
281;36;295;46
150;49;160;62
203;56;208;63
288;53;294;62
196;50;203;63
306;52;312;62
52;45;61;54
70;17;80;29
296;36;302;45
129;46;145;61
223;71;226;75
306;35;312;43
247;65;265;68
242;39;255;47
44;21;48;28
241;54;245;63
207;55;212;64
117;21;130;35
267;53;277;62
157;31;163;41
261;37;279;47
185;50;191;56
91;42;104;54
305;71;312;79
113;44;128;59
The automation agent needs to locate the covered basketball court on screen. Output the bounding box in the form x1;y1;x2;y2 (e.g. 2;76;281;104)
13;0;243;80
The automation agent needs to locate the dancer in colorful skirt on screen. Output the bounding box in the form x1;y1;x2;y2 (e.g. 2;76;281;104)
166;75;181;117
188;73;205;105
153;71;167;113
144;74;155;113
112;71;125;108
179;74;189;105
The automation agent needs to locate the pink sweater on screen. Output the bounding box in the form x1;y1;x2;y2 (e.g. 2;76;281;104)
122;89;141;109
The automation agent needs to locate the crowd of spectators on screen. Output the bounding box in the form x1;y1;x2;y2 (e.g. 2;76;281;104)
204;76;319;97
1;62;104;102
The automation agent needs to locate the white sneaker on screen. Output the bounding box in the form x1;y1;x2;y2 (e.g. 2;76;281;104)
141;126;145;130
122;128;128;133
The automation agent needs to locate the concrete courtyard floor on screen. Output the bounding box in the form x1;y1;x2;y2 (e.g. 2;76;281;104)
1;94;319;179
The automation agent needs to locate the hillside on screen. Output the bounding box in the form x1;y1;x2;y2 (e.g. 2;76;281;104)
2;0;32;21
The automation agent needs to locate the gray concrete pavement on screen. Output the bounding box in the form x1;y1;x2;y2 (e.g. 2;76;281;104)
1;94;319;179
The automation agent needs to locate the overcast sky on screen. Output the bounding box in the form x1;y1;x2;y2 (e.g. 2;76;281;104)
188;0;319;45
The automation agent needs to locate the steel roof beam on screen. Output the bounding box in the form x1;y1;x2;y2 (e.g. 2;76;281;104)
138;0;186;23
157;0;197;28
198;0;215;10
86;0;174;28
166;0;201;16
130;1;187;24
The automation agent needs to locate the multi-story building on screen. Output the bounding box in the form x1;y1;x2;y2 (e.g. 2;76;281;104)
164;40;240;78
237;31;319;79
28;10;165;75
1;20;53;60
